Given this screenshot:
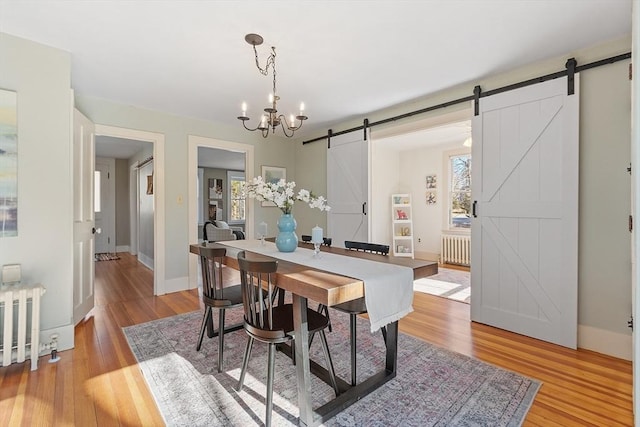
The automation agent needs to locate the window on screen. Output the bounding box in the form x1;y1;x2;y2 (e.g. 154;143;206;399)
449;153;471;229
227;171;246;223
94;171;101;212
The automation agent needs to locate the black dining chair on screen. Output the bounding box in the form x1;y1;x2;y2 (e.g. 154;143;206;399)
235;251;339;427
317;240;390;386
196;245;261;373
301;234;333;247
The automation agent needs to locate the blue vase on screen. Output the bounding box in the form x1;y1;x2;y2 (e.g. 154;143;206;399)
275;213;298;252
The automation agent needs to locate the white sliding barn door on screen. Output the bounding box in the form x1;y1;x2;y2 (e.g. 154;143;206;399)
327;130;370;248
471;76;579;348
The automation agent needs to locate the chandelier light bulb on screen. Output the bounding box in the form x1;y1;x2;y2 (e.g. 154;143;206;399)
290;114;295;127
269;93;274;104
241;102;247;116
299;102;305;114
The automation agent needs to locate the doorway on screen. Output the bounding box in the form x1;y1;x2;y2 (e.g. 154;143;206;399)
94;125;166;295
187;135;255;289
370;109;472;304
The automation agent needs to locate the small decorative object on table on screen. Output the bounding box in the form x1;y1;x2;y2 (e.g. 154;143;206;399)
246;176;330;252
311;225;323;257
258;221;268;246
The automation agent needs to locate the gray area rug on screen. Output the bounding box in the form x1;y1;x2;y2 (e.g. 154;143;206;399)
123;308;539;426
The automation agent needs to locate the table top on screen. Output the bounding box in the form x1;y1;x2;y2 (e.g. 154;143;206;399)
190;240;437;307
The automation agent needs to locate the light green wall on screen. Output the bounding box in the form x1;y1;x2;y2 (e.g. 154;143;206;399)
0;33;73;345
294;36;633;338
75;96;296;280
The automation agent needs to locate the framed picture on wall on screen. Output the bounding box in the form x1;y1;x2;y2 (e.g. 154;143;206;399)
426;191;436;205
261;166;286;207
208;178;223;199
426;174;437;189
261;165;286;184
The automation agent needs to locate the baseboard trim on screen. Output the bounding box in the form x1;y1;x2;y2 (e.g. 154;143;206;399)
163;276;191;295
578;324;631;360
116;245;130;253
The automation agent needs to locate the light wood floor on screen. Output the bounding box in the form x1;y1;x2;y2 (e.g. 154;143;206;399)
0;253;632;426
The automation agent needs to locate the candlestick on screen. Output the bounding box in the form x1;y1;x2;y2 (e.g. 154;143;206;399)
258;222;268;245
311;225;323;244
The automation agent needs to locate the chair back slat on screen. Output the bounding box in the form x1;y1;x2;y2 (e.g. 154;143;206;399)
301;235;332;246
198;246;229;302
344;240;390;255
237;251;284;337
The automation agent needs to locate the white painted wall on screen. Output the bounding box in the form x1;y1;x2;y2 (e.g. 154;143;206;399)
0;33;75;352
370;141;400;246
398;142;466;260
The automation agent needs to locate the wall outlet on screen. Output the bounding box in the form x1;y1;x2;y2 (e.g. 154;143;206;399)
2;263;21;283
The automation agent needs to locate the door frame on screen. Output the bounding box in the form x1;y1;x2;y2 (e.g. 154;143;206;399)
94;124;166;295
187;135;254;289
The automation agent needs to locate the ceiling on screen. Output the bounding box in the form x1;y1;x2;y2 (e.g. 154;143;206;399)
0;1;631;143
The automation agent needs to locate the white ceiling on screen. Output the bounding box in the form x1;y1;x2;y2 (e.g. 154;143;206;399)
0;0;631;144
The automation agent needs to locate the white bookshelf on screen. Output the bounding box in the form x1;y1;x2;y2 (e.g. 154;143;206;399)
391;194;414;258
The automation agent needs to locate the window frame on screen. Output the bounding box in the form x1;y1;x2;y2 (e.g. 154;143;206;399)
443;147;472;233
227;170;246;225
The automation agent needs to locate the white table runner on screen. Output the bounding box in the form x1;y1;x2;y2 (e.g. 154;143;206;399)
219;240;414;332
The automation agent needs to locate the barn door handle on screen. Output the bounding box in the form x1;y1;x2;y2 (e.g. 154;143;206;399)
472;201;478;218
362;202;367;215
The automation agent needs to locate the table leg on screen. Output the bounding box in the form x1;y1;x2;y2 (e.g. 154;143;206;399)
292;294;316;426
385;321;398;374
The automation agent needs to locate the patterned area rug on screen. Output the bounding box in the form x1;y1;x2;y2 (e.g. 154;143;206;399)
414;267;470;303
95;252;120;261
123;308;539;426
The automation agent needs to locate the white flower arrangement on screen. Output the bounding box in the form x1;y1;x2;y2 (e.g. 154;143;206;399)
247;176;330;215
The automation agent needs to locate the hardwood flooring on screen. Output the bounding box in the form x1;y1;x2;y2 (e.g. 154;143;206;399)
0;252;633;426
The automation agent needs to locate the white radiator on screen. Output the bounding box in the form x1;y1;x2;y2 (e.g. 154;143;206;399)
441;234;471;266
0;284;46;370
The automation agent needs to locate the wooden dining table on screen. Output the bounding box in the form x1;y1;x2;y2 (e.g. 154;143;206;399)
190;240;438;426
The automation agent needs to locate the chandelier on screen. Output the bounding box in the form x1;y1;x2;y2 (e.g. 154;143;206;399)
237;33;308;138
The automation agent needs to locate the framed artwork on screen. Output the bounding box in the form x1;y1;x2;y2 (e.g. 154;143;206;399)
426;191;436;205
426;174;437;189
146;174;153;195
0;89;17;237
208;178;223;199
261;166;286;207
262;165;286;184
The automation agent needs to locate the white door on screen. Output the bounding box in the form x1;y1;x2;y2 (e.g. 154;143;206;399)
94;157;115;254
470;76;579;349
73;109;96;324
327;130;370;248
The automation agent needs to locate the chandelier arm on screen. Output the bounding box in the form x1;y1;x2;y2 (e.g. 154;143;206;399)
241;120;263;132
278;117;295;138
